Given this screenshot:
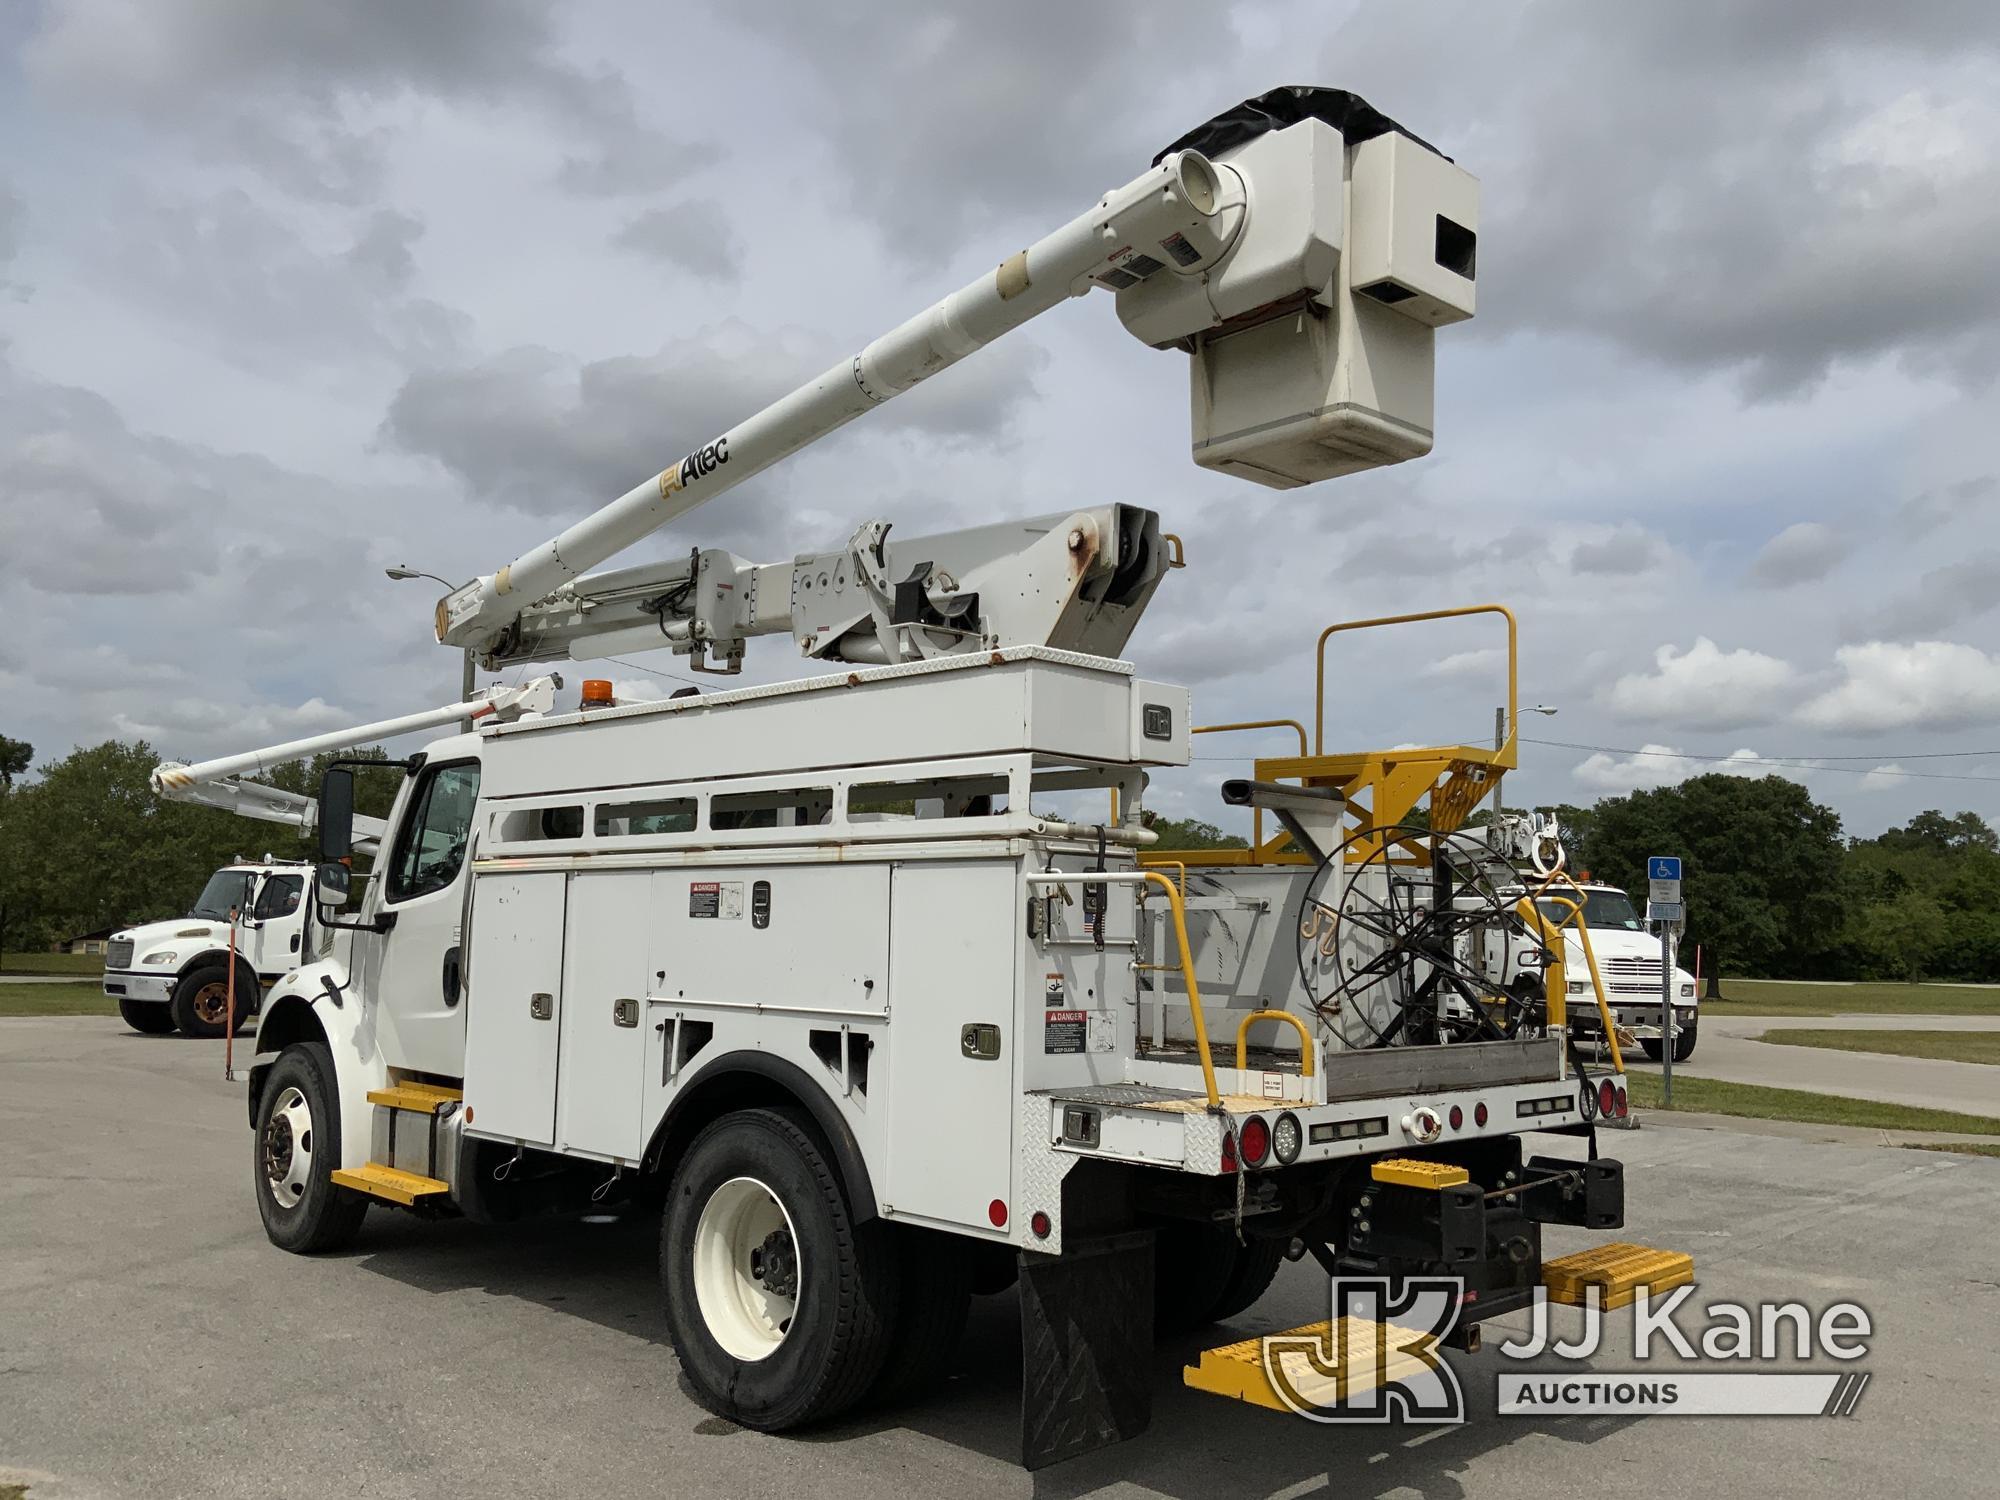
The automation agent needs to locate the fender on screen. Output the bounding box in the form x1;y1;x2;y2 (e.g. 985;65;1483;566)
644;1050;878;1222
176;946;260;1006
248;961;389;1172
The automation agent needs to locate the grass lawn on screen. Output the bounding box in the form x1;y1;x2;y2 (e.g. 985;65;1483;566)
0;982;119;1018
1905;1142;2000;1159
1705;978;2000;1017
0;950;105;977
1758;1028;2000;1067
1625;1068;2000;1136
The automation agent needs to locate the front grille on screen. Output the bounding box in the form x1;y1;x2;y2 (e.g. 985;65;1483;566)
105;939;134;969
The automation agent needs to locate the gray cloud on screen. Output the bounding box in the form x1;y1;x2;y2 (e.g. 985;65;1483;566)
1854;553;2000;639
1901;475;1997;536
1321;1;2000;396
0;183;21;266
1571;527;1664;577
380;324;1050;519
24;0;716;203
1751;521;1848;586
705;1;1245;257
613;200;745;283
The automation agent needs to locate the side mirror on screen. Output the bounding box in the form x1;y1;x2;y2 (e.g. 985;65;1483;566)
317;861;353;907
319;767;355;861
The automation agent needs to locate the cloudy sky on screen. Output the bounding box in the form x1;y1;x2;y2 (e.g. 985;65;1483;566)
3;1;1998;839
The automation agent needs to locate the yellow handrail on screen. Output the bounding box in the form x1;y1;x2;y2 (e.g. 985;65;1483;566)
1234;1008;1316;1077
1515;876;1625;1074
1138;858;1188;898
1312;604;1519;761
1140;870;1221;1105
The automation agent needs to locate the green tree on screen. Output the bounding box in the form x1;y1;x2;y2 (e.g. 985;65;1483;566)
0;735;31;788
1585;774;1845;978
1143;813;1249;850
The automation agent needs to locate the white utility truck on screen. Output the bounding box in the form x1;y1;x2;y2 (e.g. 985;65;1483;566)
120;684;554;1036
103;857;315;1037
166;88;1690;1468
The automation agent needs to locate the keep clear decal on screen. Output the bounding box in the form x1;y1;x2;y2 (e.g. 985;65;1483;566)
1044;972;1085;1054
689;881;745;919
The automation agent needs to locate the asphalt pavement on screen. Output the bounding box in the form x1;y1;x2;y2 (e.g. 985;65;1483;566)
3;1015;1996;1499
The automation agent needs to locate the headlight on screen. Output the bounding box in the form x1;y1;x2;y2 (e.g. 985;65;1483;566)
143;951;178;965
1680;983;1694;998
1567;979;1591;993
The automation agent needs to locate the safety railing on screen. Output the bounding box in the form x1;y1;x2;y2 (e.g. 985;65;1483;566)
1027;869;1220;1105
1314;604;1517;760
1515;869;1625;1074
1234;1008;1316;1077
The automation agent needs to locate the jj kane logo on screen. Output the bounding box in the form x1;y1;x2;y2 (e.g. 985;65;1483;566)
1259;1278;1872;1422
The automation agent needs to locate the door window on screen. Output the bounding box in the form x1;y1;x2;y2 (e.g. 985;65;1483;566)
253;874;304;920
386;763;482;904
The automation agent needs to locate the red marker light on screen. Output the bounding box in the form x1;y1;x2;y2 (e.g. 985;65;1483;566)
988;1198;1008;1228
1030;1211;1051;1239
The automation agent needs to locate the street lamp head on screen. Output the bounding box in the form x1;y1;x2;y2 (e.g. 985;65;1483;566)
385;566;421;581
1527;704;1558;717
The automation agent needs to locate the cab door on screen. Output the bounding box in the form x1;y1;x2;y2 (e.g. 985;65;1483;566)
369;759;482;1077
245;872;306;976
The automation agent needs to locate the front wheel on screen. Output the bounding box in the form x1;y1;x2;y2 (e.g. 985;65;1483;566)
1641;1015;1698;1063
118;998;176;1035
254;1042;367;1253
661;1110;896;1430
171;963;251;1038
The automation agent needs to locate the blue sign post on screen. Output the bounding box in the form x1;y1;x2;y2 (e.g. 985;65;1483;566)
1647;856;1683;1102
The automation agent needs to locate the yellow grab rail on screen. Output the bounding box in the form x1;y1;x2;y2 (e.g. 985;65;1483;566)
1028;870;1220;1106
1138;858;1188;898
1234;1008;1316;1077
1313;604;1519;761
1515;875;1625;1074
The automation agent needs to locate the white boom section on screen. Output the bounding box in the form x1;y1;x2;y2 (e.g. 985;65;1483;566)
165;776;389;854
437;151;1235;658
150;677;558;832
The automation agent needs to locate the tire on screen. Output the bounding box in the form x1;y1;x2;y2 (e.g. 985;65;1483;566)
1207;1237;1286;1324
868;1227;972;1407
170;962;250;1039
662;1109;897;1431
254;1042;367;1254
1153;1222;1237;1333
1641;1016;1698;1064
118;998;176;1035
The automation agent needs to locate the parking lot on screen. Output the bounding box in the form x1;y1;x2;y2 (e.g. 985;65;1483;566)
4;1014;1996;1500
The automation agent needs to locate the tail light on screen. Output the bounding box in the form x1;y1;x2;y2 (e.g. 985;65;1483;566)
1615;1086;1629;1118
1474;1101;1489;1128
1240;1115;1271;1167
1220;1130;1239;1173
1598;1079;1617;1117
1447;1104;1464;1131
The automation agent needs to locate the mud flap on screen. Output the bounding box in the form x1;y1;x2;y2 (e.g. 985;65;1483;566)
1018;1230;1153;1470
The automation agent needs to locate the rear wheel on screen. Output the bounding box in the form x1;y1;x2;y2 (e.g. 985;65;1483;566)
662;1110;896;1430
118;998;176;1035
1156;1224;1288;1330
171;963;250;1038
869;1227;972;1406
254;1042;367;1253
1207;1237;1286;1323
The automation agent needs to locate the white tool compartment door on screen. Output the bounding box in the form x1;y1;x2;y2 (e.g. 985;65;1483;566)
885;860;1017;1231
463;871;567;1146
557;870;652;1160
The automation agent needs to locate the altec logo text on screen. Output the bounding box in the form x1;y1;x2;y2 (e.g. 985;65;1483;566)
1260;1279;1873;1422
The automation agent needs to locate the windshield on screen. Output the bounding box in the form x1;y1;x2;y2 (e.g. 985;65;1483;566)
190;870;256;921
1539;888;1644;932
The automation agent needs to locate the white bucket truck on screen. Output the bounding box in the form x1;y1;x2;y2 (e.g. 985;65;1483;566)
162;87;1689;1467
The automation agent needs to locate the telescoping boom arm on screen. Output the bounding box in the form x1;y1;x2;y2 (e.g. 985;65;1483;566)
438;87;1480;667
150;678;558;845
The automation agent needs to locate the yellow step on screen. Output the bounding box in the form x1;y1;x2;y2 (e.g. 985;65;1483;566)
1185;1315;1441;1413
331;1162;450;1207
365;1082;464;1114
1371;1157;1470;1190
1543;1242;1694;1309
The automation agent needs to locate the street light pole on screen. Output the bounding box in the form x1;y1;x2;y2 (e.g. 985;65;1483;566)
387;566;477;703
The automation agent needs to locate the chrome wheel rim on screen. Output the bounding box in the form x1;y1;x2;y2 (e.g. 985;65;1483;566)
262;1085;314;1209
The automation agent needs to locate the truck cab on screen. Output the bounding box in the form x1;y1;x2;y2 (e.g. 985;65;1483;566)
103;857;315;1038
1519;882;1699;1061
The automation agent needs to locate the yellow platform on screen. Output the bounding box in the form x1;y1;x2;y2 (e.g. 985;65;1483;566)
1371;1158;1471;1190
1543;1243;1694;1309
1186;1315;1442;1412
365;1081;463;1114
331;1162;450;1206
